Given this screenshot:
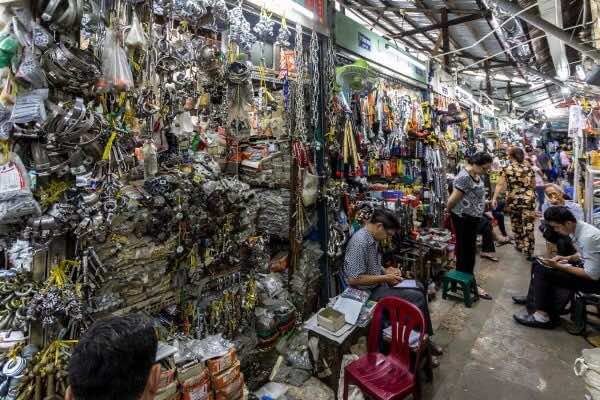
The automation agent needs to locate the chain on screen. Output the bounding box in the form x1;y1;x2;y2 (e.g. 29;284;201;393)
293;23;307;143
323;35;337;148
309;28;320;130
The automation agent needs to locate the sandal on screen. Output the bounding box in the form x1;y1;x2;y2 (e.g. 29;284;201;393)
478;287;493;300
481;253;499;262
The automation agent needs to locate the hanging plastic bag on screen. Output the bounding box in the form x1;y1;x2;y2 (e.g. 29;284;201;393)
0;150;41;223
302;169;319;207
99;30;134;92
0;26;18;69
10;88;48;123
575;348;600;399
16;45;47;88
125;12;146;49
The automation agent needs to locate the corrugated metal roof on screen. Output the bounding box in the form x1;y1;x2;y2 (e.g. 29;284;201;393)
341;0;589;114
342;0;511;62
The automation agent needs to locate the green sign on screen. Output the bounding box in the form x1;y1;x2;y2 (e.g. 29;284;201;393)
334;13;427;84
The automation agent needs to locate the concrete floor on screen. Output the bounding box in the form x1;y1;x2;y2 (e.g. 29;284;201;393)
424;228;589;400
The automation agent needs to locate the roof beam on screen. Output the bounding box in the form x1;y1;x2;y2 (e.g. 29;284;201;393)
336;2;489;15
457;53;511;64
346;4;434;54
393;12;491;38
462;61;517;71
379;0;439;46
494;0;600;61
511;84;556;99
473;0;519;70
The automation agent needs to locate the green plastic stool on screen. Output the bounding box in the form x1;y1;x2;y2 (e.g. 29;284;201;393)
442;270;480;307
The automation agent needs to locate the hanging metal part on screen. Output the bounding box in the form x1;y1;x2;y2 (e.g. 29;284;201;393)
492;0;600;61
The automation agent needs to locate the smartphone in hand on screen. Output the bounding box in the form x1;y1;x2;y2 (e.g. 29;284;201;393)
534;257;553;268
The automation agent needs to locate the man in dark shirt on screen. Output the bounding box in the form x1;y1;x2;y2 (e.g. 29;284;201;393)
344;208;441;355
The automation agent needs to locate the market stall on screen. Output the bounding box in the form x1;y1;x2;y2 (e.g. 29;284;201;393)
0;0;516;397
0;0;341;398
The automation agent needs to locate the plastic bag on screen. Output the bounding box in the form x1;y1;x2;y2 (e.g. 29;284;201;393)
574;348;600;399
257;273;285;304
16;45;47;88
282;331;312;371
10;88;48;123
8;239;33;272
302;169;318;207
337;355;365;400
99;30;134;92
0;28;18;69
125;12;146;49
0;152;41;223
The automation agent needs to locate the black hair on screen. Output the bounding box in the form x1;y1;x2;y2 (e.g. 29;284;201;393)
508;146;525;163
543;206;577;224
68;314;158;400
466;152;493;166
370;208;401;231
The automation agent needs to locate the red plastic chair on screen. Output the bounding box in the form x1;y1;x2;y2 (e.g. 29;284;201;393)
343;297;427;400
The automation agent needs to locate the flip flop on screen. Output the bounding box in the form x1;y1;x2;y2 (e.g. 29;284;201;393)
481;254;499;262
497;239;512;246
478;289;493;300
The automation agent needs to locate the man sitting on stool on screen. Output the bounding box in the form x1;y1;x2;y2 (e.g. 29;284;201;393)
512;185;584;308
343;207;442;355
513;206;600;329
540;183;583;256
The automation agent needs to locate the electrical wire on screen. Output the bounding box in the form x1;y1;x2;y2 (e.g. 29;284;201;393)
431;2;539;61
458;19;596;72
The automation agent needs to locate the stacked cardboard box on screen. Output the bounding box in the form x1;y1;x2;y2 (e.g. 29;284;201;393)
208;349;245;400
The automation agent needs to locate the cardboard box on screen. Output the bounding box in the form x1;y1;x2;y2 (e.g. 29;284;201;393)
211;360;240;389
214;373;244;400
207;349;237;375
159;368;177;389
178;362;206;382
181;369;210;400
154;381;178;400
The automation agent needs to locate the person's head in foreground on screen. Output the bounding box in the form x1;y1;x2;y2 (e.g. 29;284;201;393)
543;206;577;237
66;314;160;400
367;207;401;242
544;184;567;206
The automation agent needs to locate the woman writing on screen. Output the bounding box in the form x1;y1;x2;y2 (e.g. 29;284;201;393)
447;152;494;300
492;146;537;260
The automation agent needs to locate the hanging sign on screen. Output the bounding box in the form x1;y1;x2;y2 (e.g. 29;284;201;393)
334;13;427;85
455;86;473;106
568;105;584;138
358;32;371;51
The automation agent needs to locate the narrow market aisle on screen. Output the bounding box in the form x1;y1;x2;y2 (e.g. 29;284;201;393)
425;228;588;400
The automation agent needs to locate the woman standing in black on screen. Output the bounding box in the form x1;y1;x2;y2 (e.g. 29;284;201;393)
447;152;494;299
